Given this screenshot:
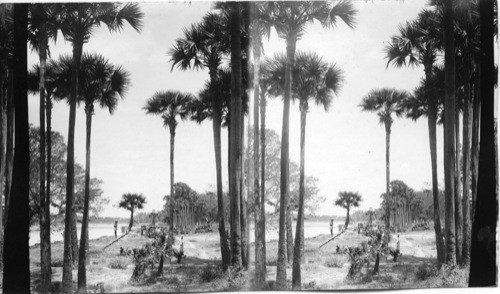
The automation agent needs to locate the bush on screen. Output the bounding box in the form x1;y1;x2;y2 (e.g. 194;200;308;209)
200;263;224;282
108;258;128;269
415;262;438;281
324;255;346;268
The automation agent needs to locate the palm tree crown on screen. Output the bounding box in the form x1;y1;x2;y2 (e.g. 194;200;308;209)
143;91;193;130
359;88;409;131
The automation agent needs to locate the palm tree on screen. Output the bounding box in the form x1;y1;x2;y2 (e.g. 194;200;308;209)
443;0;457;266
469;0;497;285
144;90;193;235
291;52;343;289
169;10;232;269
271;2;356;288
3;4;30;292
385;9;446;263
76;53;130;294
359;88;409;230
27;5;59;292
56;4;143;291
118;193;146;230
334;191;362;229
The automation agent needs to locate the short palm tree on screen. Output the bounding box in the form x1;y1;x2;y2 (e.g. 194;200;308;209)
76;53;130;292
270;2;357;288
56;4;143;292
334;191;362;229
144;91;193;235
359;88;409;230
118;193;146;230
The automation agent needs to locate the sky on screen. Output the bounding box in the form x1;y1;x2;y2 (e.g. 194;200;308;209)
27;0;452;218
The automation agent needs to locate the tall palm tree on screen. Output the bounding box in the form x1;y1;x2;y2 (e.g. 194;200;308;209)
443;0;457;266
3;4;30;292
271;2;356;288
56;4;143;292
359;88;409;230
385;9;446;263
228;1;243;268
27;5;59;292
169;11;232;269
249;2;273;285
75;53;130;294
144;91;193;234
291;52;343;289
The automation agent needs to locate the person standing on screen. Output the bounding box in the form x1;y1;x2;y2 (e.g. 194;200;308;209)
330;219;334;236
114;220;118;238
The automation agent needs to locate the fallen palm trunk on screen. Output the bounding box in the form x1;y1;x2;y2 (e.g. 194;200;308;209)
319;229;347;249
103;231;130;251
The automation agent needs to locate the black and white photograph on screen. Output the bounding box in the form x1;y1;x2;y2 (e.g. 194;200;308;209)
0;0;497;293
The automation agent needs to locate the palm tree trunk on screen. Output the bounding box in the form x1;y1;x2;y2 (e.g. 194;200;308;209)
169;124;175;234
37;39;51;294
0;60;6;270
229;1;242;268
443;0;457;265
292;102;307;289
276;32;297;290
385;122;391;230
4;70;14;224
77;107;93;293
240;112;249;269
71;208;79;262
259;87;267;277
454;108;463;263
45;94;53;285
428;83;446;263
470;64;480;219
3;5;30;291
469;0;497;285
62;37;83;292
462;75;472;265
253;42;265;288
286;203;294;263
212;84;231;270
129;208;134;230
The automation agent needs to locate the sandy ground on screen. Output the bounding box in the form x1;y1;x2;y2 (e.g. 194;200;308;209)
23;225;467;292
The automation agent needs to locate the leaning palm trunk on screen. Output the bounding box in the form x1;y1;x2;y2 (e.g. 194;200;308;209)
4;71;14;224
443;0;457;265
71;208;79;262
292;105;307;289
62;38;83;292
229;2;242;268
286;203;294;263
276;32;296;290
462;76;472;265
240;112;249;269
253;50;265;286
454;109;463;263
38;39;51;294
78;105;93;293
45;94;53;272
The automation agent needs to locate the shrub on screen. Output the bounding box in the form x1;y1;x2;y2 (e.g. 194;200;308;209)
200;263;224;282
325;255;346;268
415;262;438;281
108;258;128;269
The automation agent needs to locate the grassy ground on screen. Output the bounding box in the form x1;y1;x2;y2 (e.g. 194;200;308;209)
23;226;468;292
